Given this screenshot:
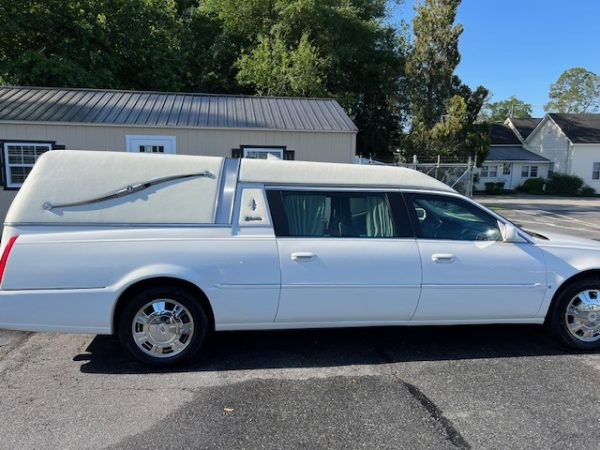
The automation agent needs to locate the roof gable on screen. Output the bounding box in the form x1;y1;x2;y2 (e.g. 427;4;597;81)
490;123;521;145
0;86;357;132
506;117;542;140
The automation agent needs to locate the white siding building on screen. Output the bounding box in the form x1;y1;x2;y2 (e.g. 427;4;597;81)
476;123;550;191
507;114;600;193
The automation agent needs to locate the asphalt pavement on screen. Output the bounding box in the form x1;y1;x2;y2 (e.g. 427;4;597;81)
477;195;600;241
1;195;600;449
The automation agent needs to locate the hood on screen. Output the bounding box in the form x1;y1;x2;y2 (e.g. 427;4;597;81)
527;229;600;250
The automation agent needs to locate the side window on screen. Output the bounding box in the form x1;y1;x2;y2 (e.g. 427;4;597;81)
266;190;412;238
406;193;501;241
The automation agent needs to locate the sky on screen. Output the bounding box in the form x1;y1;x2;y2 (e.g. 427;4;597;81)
392;0;600;117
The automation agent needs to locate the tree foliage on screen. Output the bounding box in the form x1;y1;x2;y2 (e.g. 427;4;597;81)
404;0;489;162
545;67;600;113
237;33;326;97
200;0;406;158
0;0;491;160
481;96;532;121
0;0;183;90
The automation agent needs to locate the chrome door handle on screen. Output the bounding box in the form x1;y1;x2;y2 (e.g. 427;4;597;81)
432;253;455;263
291;252;315;261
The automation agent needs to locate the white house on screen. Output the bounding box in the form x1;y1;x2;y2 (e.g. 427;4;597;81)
506;114;600;193
476;123;550;190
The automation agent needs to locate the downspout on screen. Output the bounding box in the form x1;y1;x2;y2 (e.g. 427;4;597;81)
566;139;572;175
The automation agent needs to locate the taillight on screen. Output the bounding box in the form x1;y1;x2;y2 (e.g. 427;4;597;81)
0;235;19;286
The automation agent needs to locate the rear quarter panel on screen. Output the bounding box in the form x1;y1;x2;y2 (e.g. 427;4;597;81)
2;227;281;327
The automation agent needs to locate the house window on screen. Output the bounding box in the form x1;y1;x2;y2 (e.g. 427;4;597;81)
548;162;555;177
138;145;165;153
3;142;52;188
521;166;539;178
593;162;600;180
481;165;498;178
125;135;176;154
503;165;511;175
232;146;294;160
243;147;284;159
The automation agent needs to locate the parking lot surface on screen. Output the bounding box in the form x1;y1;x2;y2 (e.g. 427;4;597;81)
1;195;600;450
477;195;600;241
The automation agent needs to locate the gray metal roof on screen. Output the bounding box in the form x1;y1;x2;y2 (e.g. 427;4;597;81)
0;86;358;132
487;145;550;162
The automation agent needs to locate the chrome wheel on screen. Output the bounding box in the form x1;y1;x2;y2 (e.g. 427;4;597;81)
565;289;600;343
132;299;194;358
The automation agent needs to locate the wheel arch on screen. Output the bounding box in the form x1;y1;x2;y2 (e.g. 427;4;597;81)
112;276;215;334
545;269;600;323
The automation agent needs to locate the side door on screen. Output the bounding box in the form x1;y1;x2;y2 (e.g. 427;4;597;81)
266;189;422;324
404;192;547;322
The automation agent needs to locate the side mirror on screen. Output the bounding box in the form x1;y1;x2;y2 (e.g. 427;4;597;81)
500;222;519;242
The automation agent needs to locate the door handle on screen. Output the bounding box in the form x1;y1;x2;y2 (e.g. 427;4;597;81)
432;253;455;263
291;252;315;261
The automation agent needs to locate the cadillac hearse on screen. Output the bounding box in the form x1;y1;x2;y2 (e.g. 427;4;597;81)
0;151;599;365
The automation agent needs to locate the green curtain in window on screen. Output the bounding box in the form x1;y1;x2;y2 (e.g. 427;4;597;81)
283;195;330;236
365;196;395;237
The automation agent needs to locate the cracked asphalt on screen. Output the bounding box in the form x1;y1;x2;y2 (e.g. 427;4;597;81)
1;195;600;450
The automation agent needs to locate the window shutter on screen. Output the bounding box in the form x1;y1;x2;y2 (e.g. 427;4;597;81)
284;150;295;160
231;148;243;158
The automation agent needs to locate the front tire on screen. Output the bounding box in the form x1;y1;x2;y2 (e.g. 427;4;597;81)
118;287;210;366
548;279;600;351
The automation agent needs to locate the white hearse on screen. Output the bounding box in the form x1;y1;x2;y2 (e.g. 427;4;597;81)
0;151;599;365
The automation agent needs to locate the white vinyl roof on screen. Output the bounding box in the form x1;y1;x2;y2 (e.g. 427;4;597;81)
6;151;453;225
240;158;454;192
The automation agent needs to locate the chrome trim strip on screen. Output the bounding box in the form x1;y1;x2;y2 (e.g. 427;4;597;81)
423;283;542;289
4;222;231;228
43;171;215;211
215;283;279;289
265;185;411;192
0;286;106;291
215;158;240;224
282;284;421;288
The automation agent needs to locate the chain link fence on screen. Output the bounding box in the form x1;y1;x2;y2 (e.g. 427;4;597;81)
355;154;477;197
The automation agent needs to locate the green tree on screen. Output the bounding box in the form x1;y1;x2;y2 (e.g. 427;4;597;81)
404;0;489;161
194;0;406;159
482;95;532;121
237;33;327;97
545;67;600;113
0;0;183;90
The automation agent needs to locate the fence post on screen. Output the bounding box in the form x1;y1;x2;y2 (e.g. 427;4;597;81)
467;156;474;198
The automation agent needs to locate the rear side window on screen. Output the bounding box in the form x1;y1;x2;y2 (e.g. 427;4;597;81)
266;190;412;238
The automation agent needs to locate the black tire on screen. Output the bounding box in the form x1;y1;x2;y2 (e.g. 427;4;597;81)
548;278;600;351
118;286;210;366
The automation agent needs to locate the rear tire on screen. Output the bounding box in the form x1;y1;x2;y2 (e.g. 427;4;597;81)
548;279;600;351
118;286;210;366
